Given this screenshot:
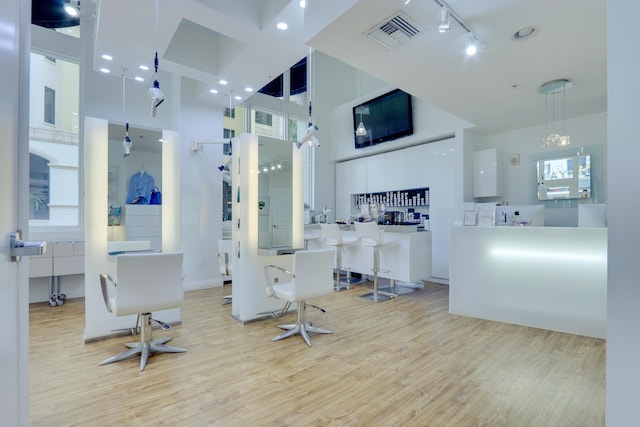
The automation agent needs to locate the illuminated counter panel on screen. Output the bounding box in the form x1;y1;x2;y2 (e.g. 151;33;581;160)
450;226;606;338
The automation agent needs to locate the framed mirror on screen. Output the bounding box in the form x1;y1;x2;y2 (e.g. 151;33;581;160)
107;123;163;250
257;136;293;249
537;154;591;200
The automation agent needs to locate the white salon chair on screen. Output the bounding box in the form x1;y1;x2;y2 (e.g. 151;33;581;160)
218;240;232;305
320;223;358;291
264;249;336;346
99;252;186;371
355;222;397;303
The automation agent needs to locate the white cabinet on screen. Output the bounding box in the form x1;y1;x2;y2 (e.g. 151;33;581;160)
125;205;162;250
473;148;502;198
29;241;85;278
366;155;386;193
384;150;406;190
405;144;429;186
335;162;351;221
350;157;367;194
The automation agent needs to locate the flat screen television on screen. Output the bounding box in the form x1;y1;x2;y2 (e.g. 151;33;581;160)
353;89;413;149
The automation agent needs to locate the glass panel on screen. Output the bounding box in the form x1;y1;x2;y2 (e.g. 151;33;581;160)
29;53;79;227
258;137;293;249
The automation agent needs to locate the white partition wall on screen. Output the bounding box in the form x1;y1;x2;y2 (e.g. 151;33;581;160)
231;133;304;322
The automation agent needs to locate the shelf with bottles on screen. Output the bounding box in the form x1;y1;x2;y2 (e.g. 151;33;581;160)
353;187;430;209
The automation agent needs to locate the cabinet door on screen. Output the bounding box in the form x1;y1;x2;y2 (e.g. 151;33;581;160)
384;150;406;190
366;155;385;193
473;148;501;197
350;157;367;194
405;144;429;186
335;162;351;221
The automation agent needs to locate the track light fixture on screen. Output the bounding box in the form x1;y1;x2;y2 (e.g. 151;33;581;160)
433;0;485;56
64;0;80;17
438;7;450;33
465;35;478;56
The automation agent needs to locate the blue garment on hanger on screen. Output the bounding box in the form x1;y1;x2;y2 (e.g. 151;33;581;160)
126;171;155;204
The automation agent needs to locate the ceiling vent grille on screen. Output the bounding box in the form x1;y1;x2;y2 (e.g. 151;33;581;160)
366;11;423;50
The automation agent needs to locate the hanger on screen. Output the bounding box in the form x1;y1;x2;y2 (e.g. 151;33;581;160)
139;164;146;174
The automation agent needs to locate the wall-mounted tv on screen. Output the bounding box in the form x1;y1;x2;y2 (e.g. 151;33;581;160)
353;89;413;149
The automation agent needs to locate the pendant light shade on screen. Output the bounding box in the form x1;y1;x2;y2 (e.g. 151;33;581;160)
355;105;367;137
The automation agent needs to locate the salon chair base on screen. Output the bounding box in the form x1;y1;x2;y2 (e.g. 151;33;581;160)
99;313;186;371
274;321;333;347
273;302;333;346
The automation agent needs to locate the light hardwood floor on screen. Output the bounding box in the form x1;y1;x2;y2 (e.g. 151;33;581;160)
29;282;605;426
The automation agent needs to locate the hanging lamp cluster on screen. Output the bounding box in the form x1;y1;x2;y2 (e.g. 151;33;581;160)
539;79;572;148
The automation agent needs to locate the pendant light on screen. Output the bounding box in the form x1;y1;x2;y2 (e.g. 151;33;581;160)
297;47;320;149
539;79;572;148
121;71;132;157
355;106;367;137
148;0;164;117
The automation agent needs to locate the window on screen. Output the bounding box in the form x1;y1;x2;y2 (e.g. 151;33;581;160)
29;154;50;220
251;108;284;139
29;53;80;228
254;111;273;126
223;128;235;139
224;107;235;119
44;86;55;125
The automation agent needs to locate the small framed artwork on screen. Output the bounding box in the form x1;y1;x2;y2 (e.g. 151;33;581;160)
463;211;477;226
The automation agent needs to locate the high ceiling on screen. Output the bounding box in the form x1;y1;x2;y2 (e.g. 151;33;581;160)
60;0;607;135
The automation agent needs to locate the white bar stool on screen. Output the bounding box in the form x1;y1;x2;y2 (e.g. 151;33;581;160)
354;222;397;302
320;224;358;291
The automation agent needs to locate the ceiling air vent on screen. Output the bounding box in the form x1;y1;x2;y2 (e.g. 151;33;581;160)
366;11;423;50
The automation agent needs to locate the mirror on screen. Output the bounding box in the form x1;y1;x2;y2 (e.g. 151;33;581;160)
537;154;591;200
107;123;163;250
257;136;293;249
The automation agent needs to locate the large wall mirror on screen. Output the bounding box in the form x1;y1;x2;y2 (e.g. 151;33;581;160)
257;136;293;249
537;154;591;200
107;123;163;250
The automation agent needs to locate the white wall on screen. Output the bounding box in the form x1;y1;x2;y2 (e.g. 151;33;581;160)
606;1;640;424
178;78;225;290
467;113;607;226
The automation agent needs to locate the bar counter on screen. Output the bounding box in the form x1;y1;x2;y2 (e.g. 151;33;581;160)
306;225;432;283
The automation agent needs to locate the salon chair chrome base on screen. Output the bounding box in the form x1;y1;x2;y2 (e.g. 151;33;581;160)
99;313;186;371
273;302;333;347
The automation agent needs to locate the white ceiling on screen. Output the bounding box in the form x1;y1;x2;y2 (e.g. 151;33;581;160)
93;0;606;135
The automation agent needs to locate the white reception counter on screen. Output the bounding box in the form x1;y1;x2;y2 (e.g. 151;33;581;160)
450;226;607;338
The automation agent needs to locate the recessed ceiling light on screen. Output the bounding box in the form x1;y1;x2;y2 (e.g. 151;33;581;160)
100;68;110;74
210;89;218;94
245;87;253;92
234;95;242;100
101;54;113;61
299;0;306;7
512;26;537;41
277;22;288;31
135;76;144;82
219;79;228;85
139;65;149;71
